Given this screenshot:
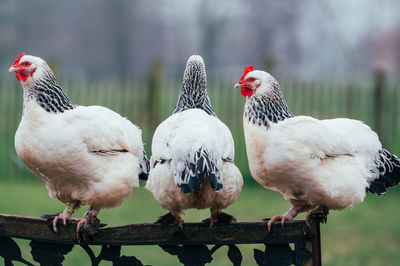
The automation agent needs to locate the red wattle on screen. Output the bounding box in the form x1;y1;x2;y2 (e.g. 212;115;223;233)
16;72;28;82
19;72;28;82
241;87;253;97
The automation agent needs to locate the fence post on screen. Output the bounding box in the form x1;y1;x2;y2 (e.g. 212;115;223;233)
373;69;386;140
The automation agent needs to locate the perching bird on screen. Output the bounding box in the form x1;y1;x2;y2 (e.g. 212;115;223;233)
235;66;400;230
9;53;149;241
146;54;243;227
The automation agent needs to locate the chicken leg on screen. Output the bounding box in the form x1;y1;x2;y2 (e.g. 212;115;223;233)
267;207;298;231
42;200;80;233
203;208;237;227
77;206;104;243
306;205;329;228
155;212;184;229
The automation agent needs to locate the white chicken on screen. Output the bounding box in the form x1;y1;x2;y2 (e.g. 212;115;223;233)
9;53;149;241
146;54;243;227
235;66;400;230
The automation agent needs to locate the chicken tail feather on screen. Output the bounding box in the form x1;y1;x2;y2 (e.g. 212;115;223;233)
177;147;222;194
369;149;400;195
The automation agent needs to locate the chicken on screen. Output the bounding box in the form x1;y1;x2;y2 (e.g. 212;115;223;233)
9;53;149;241
235;66;400;230
146;54;243;227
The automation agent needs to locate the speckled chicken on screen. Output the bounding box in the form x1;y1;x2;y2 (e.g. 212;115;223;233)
9;53;149;241
235;66;400;230
146;54;243;227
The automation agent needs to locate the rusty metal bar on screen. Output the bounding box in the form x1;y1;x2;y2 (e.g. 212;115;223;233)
0;213;321;265
310;215;322;266
0;214;310;245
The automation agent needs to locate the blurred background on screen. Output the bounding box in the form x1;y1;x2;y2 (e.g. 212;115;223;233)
0;0;400;265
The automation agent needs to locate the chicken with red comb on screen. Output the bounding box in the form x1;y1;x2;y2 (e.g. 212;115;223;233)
235;66;400;230
9;53;149;242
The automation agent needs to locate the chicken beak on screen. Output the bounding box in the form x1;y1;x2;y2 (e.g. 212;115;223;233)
9;66;18;73
234;82;241;89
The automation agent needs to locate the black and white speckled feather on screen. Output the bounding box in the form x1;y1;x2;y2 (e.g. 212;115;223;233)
244;82;293;128
173;56;215;116
139;150;150;181
369;149;400;195
176;146;222;194
24;71;76;113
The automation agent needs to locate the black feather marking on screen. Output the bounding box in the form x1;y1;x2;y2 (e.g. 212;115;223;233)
154;158;169;167
177;147;223;194
368;149;400;195
90;149;128;155
245;82;293;128
173;55;216;116
369;181;387;194
222;157;234;163
26;71;76;113
139;150;150;181
324;153;353;159
209;172;219;191
381;173;397;187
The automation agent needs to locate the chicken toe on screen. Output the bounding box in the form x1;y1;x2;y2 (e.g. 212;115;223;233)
155;212;184;229
306;205;329;228
203;211;237;227
267;208;298;231
76;207;105;243
52;212;72;232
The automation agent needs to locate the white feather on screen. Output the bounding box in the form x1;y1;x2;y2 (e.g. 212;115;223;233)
146;108;243;214
15;100;145;209
244;115;382;210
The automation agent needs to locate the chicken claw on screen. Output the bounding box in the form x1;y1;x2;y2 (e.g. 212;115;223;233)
52;212;76;233
267;208;298;231
76;207;105;243
203;212;237;228
156;212;184;229
306;205;329;228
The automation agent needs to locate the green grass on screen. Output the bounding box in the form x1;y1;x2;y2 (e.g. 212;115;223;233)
1;181;400;265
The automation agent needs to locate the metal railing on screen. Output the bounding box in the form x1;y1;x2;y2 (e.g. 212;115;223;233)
0;213;322;265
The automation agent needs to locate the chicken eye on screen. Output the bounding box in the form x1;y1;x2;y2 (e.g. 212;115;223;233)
22;62;30;66
248;77;255;82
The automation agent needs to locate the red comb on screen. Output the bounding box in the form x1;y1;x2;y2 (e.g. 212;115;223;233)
194;52;198;56
239;65;254;82
13;52;26;66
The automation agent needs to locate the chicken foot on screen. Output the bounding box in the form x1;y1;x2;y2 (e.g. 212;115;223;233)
203;209;237;227
77;206;104;243
42;200;80;233
306;205;329;228
267;207;298;231
155;212;184;229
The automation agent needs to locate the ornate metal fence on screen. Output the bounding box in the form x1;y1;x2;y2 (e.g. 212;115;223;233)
0;213;321;265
